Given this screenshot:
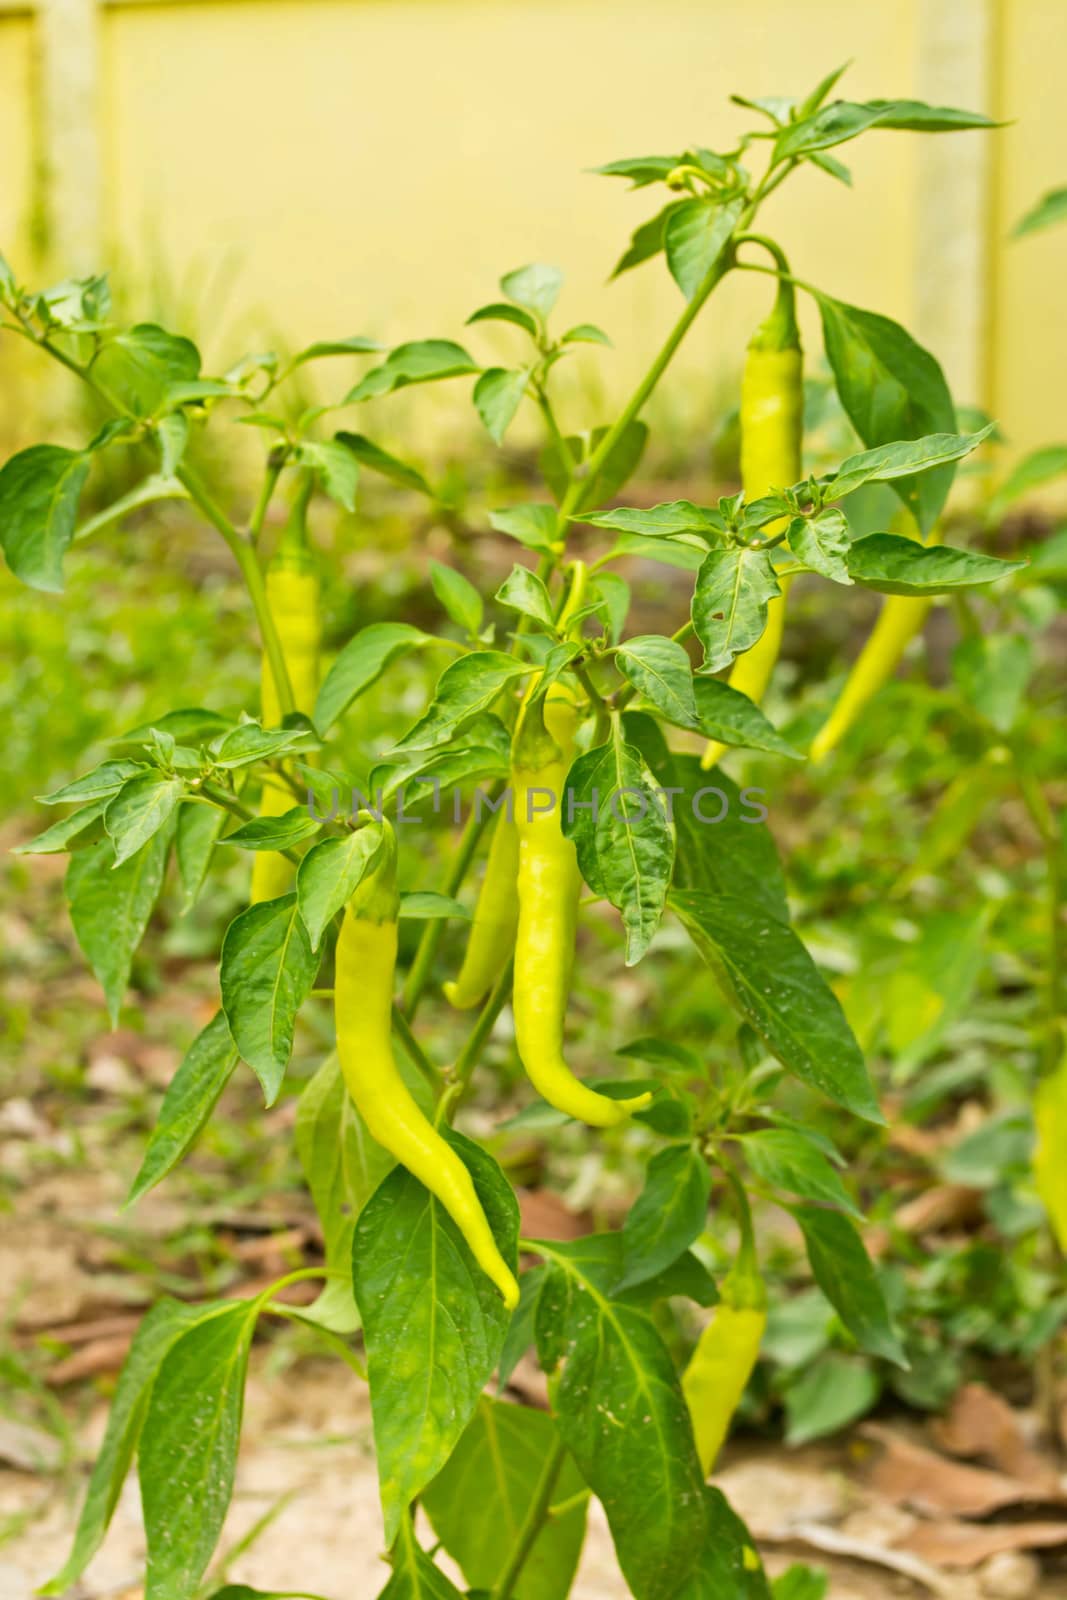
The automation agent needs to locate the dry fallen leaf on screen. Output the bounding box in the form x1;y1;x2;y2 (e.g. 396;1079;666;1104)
898;1518;1067;1568
934;1384;1062;1494
859;1424;1058;1518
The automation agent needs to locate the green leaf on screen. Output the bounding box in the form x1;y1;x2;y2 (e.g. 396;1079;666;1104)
488;502;559;553
352;1130;518;1545
333;431;433;496
563;724;674;965
211;722;313;768
592;572;630;643
578;500;726;542
92;323;202;417
295;1052;393;1333
531;1235;709;1599
846;532;1025;593
594;153;681;187
467;300;540;336
220;894;319;1103
38;759;145;807
297;828;387;953
67;831;171;1024
1013;184;1067;238
815;294;956;531
790;1205;907;1367
119;706;233;744
739;1129;861;1218
951;632;1032;734
391;651;531;754
174;801;225;910
692;677;802;759
986;442;1067;519
287;334;381;369
222;806;320;852
621;1249;718;1308
777;97;994;160
140;1300;258;1600
399;891;470;920
495;563;555;629
422;1398;587;1600
616;635;698;727
810;151;852;185
786;509;852;584
14;799;109;855
562;322;611;346
500;262;563;321
346;339;479;402
42;1298;227;1595
692;547;781;672
615;636;800;759
429;559;484;635
631;745;787;919
104;771;184;866
0;444;90;591
784;1353;880;1447
296;439;359;511
665;198;742;299
474;367;530;444
314;622;430;735
379;1522;465;1600
671;890;882;1123
128;1013;239;1204
31;272;111;330
772;1565;829;1600
825;427;994;501
617;1144;711;1291
611;201;686;278
673;1491;772;1599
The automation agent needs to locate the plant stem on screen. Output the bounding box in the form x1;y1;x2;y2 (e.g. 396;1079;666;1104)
249;452;287;549
391;1002;441;1091
401;785;502;1018
177;461;296;717
492;1434;568;1600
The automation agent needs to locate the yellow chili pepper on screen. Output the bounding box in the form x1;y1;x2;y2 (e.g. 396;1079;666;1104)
250;480;321;903
335;824;519;1309
443;809;519;1010
683;1200;766;1475
511;684;651;1127
702;270;803;771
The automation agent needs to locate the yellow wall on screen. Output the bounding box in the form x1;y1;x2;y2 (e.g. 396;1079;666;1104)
0;15;35;254
1;1;1065;466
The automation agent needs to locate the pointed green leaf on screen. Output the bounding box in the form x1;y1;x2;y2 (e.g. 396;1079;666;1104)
220;894;319;1102
618;1144;711;1291
671;890;882;1123
352;1130;518;1545
692;547;781;673
128;1013;240;1204
67;831;171;1024
846;532;1025;593
790;1205;907;1367
314;621;430;736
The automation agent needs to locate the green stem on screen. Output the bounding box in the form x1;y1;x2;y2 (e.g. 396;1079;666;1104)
492;1434;568;1600
249;452;287;549
391;1002;442;1091
176;462;296;717
401;785;502;1018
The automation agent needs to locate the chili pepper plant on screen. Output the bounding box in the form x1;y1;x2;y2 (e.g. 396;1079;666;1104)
0;65;1038;1600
